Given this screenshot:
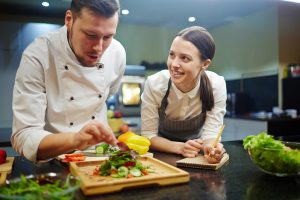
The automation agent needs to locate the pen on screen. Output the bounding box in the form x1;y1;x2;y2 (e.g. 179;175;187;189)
213;125;225;148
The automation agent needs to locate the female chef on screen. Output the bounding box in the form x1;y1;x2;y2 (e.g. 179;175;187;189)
141;26;226;163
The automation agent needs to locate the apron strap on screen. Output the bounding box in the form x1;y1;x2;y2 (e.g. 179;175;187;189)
160;78;172;110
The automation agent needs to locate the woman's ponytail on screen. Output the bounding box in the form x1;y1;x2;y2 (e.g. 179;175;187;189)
200;72;214;111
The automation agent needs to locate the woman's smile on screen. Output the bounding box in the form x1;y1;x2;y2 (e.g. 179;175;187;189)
171;69;184;78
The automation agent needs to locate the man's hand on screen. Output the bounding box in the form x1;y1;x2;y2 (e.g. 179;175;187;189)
73;121;118;150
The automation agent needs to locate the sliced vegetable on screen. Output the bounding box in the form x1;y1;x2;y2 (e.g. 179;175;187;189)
118;166;129;177
123;161;136;167
65;153;85;158
130;167;142;177
127;173;133;178
64;153;85;162
141;169;149;175
95;143;110;155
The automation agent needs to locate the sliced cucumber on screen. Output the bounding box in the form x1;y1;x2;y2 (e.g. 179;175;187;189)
118;166;129;177
129;167;142;177
96;143;109;154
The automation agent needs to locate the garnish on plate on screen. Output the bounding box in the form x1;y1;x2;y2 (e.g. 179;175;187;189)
93;142;153;178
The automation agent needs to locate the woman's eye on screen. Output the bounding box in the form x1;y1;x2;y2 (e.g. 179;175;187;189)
182;56;190;62
169;52;174;58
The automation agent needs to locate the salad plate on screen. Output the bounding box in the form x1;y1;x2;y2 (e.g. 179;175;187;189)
69;156;189;195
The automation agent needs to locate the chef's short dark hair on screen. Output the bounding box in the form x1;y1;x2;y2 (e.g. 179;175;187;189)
70;0;120;18
177;26;215;61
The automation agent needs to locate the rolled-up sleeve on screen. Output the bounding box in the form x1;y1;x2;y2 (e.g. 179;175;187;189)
11;52;51;162
201;75;227;141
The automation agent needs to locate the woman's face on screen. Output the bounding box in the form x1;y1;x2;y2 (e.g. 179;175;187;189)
65;8;118;67
167;36;210;92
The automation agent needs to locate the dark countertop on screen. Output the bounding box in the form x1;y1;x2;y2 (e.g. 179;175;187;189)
8;141;300;200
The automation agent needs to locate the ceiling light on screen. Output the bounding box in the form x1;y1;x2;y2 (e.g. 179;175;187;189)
188;17;196;22
282;0;300;3
42;2;50;7
121;9;129;15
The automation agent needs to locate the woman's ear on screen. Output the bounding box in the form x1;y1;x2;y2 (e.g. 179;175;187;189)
201;59;211;70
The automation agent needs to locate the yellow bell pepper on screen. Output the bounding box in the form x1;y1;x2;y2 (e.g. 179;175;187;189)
118;131;136;143
126;135;151;154
118;133;151;154
126;135;151;147
126;143;149;155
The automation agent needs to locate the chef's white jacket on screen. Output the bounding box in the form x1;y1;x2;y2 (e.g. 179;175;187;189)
11;26;126;161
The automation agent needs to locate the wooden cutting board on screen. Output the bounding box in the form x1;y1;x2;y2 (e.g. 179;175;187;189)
0;157;14;185
70;156;190;195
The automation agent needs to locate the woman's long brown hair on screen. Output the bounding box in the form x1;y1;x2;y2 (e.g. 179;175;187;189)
200;72;214;111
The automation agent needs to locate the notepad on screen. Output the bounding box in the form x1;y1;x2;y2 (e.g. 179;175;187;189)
176;153;229;170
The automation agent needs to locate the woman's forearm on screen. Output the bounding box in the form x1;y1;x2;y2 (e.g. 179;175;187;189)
150;136;184;155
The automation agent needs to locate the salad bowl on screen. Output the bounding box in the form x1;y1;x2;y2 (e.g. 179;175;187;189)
244;133;300;177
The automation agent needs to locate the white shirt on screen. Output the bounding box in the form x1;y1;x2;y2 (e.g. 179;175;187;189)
141;70;226;140
11;26;126;161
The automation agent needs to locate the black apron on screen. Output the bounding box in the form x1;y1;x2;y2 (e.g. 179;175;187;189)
158;78;207;142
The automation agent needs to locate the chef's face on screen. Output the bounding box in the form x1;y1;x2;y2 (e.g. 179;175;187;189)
65;8;118;67
167;36;211;92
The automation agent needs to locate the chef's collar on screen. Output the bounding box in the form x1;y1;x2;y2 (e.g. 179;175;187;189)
171;76;201;99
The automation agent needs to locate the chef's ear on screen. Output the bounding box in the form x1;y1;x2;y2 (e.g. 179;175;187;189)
201;59;211;70
65;10;73;27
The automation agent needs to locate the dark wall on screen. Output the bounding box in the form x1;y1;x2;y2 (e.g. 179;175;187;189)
226;74;278;113
282;77;300;113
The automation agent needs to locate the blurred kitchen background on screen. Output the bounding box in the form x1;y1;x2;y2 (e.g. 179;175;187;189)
0;0;300;149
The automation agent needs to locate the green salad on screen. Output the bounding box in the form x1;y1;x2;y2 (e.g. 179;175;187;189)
243;133;300;174
93;147;153;178
0;174;79;200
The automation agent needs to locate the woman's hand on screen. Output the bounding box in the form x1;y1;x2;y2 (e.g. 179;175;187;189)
203;142;226;164
180;139;203;158
73;121;118;150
